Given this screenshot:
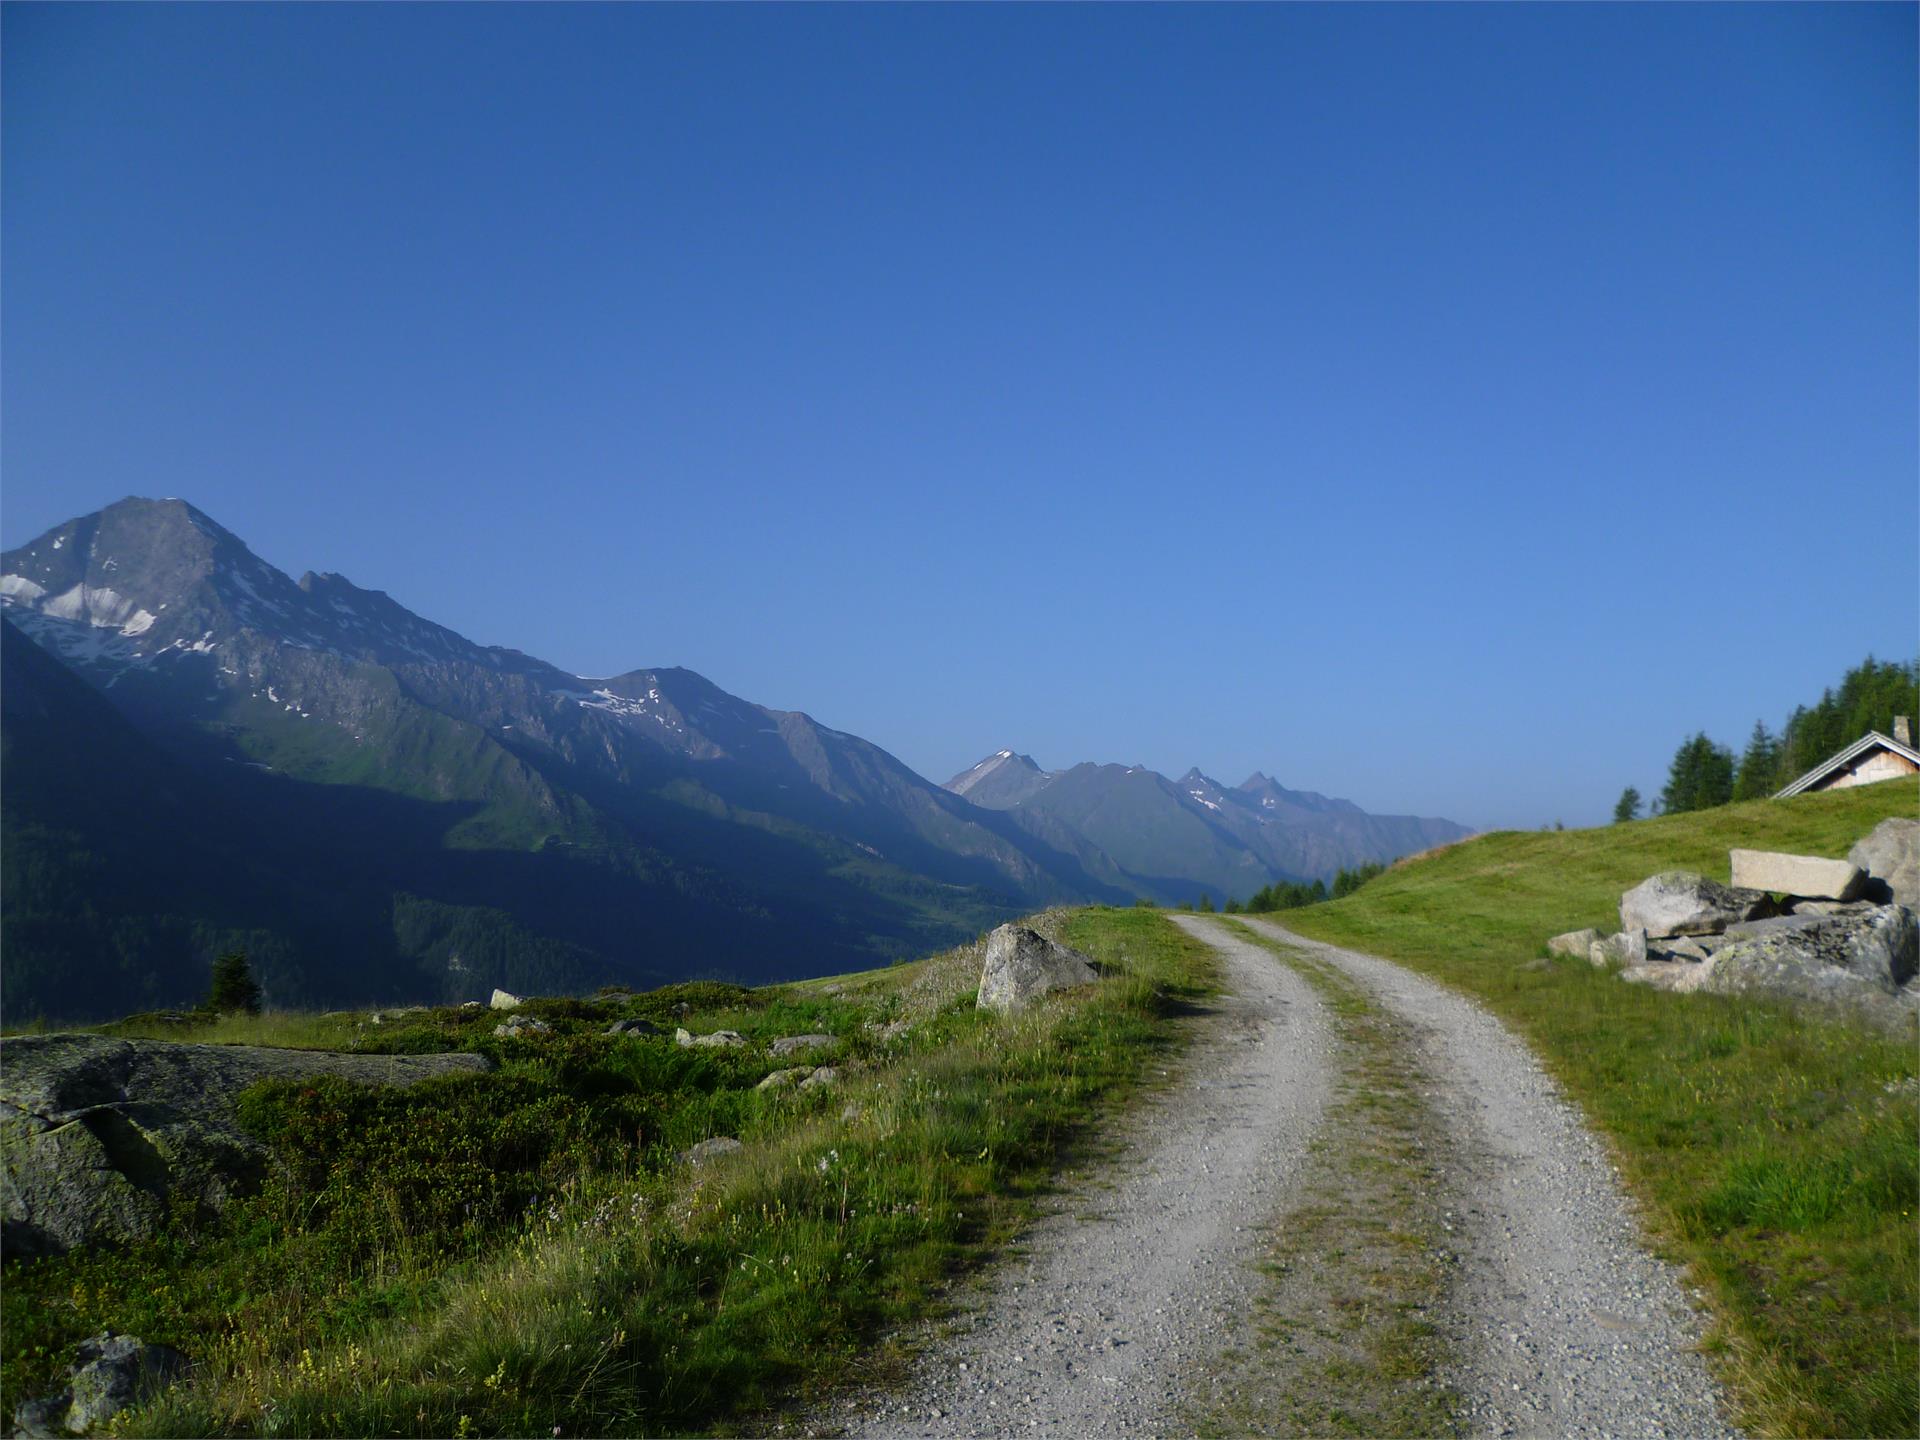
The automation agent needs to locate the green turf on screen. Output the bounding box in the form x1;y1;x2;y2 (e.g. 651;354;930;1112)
1274;779;1919;1438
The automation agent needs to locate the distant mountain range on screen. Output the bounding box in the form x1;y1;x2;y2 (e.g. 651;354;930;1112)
946;752;1469;905
1;498;1469;1018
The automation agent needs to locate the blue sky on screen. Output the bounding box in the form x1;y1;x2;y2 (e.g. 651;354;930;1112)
4;4;1914;829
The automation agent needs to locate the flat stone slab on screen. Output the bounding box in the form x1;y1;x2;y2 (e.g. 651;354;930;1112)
1728;849;1863;901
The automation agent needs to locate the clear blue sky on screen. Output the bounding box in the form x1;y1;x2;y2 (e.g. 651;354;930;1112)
5;4;1915;830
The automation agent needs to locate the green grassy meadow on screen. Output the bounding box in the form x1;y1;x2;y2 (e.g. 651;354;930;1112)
1275;778;1919;1438
2;908;1213;1437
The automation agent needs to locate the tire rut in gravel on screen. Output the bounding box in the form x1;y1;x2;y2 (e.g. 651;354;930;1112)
824;920;1334;1438
1240;916;1738;1439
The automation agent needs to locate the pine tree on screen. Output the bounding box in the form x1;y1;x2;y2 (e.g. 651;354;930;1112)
208;950;262;1015
1197;893;1215;914
1612;786;1642;823
1660;733;1735;815
1732;721;1781;801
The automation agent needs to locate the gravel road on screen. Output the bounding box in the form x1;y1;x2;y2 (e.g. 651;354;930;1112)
1240;915;1736;1438
833;918;1334;1438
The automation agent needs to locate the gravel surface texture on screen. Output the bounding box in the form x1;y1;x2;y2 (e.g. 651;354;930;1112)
1241;915;1738;1438
831;919;1334;1438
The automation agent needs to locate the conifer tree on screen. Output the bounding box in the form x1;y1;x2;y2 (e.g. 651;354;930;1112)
1612;786;1642;823
208;950;262;1015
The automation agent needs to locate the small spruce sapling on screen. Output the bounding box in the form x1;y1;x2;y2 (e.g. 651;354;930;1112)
209;950;263;1015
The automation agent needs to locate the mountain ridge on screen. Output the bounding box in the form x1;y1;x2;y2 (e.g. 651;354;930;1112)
944;748;1473;902
2;496;1470;1015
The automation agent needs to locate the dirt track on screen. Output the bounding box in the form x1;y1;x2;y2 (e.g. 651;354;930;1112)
830;915;1735;1437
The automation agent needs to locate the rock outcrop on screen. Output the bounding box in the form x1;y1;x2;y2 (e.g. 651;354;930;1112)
1619;873;1772;938
1;1035;489;1257
976;924;1099;1015
1849;818;1920;907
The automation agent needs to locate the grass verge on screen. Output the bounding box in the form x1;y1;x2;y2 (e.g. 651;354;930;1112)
1189;920;1458;1438
2;908;1214;1437
1272;780;1919;1438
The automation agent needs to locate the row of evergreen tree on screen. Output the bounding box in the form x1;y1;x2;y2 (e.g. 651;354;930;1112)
1173;861;1390;915
1614;656;1919;822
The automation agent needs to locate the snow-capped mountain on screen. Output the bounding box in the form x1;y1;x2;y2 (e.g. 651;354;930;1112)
2;498;1130;1018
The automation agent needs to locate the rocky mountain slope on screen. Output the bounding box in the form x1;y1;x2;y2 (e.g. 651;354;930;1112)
2;499;1129;1018
945;753;1472;904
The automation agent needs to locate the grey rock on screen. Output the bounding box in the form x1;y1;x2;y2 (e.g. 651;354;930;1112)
0;1035;489;1257
1546;929;1600;960
976;925;1099;1015
1722;912;1834;941
13;1391;67;1438
14;1332;189;1436
798;1066;840;1091
682;1136;744;1166
492;1015;550;1038
1849;818;1920;907
604;1018;662;1037
1728;849;1863;902
1620;872;1774;938
756;1067;812;1091
1699;904;1918;1012
488;989;524;1011
676;1029;746;1049
769;1033;834;1057
1650;935;1712;963
68;1333;190;1432
1587;930;1647;968
1790;898;1879;918
1620;960;1718;994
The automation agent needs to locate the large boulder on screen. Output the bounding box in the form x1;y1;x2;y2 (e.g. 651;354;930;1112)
0;1035;490;1258
976;925;1099;1015
1620;872;1773;938
1698;905;1917;1013
1849;818;1920;907
1728;849;1864;901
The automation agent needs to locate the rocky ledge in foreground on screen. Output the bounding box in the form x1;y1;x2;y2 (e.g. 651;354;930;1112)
0;1034;490;1257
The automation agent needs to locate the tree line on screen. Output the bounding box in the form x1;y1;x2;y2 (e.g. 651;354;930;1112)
1614;655;1919;821
1172;861;1389;915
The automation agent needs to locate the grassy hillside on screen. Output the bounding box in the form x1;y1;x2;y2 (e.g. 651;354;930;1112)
1277;778;1919;1439
2;908;1212;1437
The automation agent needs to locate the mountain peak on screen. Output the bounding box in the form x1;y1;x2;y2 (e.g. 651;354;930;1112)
944;748;1052;805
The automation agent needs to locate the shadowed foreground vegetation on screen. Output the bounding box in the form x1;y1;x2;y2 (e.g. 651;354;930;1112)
2;909;1214;1437
1277;778;1919;1439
